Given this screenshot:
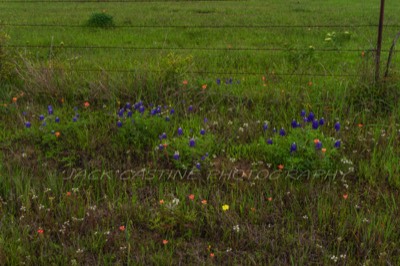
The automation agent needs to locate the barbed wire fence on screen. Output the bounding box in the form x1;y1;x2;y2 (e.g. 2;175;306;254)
1;0;398;82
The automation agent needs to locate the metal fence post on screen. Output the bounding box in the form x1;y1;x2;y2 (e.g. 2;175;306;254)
375;0;385;82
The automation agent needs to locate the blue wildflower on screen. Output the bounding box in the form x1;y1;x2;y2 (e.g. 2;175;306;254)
170;108;175;115
127;110;133;118
263;122;268;131
335;122;341;132
73;117;77;122
300;110;306;117
267;138;273;145
159;144;164;151
173;151;180;160
307;112;315;122
290;142;297;153
315;141;322;150
291;119;298;128
55;117;60;123
39;115;45;121
165;116;170;122
117;121;123;128
188;105;193;112
334;140;341;148
139;105;145;114
189;138;196;147
25;121;31;128
279;128;286;136
216;78;221;85
177;127;183;136
196;162;201;170
312;119;319;130
200;128;206;135
319;117;325;126
160;132;167;139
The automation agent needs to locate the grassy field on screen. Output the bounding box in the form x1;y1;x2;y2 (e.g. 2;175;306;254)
1;0;400;265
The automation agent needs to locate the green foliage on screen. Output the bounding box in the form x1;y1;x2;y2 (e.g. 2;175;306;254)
0;31;14;82
86;12;115;28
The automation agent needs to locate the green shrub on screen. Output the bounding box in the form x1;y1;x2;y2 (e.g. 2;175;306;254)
86;12;115;28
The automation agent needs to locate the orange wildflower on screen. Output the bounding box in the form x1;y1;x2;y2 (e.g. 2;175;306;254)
358;123;363;128
55;131;61;138
84;101;90;108
159;199;165;205
202;84;207;90
162;239;168;245
12;97;18;103
278;164;284;170
314;139;320;144
201;199;207;205
66;191;71;196
182;80;188;85
119;225;126;231
267;197;272;202
210;253;215;258
343;194;348;200
308;81;313;86
321;148;327;153
37;229;44;234
188;194;195;201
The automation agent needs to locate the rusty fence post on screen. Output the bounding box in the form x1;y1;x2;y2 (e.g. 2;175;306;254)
375;0;385;82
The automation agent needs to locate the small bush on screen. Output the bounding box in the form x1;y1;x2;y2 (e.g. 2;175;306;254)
86;12;115;28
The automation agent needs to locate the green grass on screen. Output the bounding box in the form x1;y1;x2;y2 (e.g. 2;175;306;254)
1;0;400;265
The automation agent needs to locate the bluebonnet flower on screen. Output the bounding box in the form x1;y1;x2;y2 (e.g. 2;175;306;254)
173;151;180;160
165;116;170;122
273;128;277;134
290;142;297;153
25;121;31;128
55;117;60;123
267;138;273;145
188;105;193;112
291;119;298;128
189;138;196;147
196;162;201;170
279;128;286;136
159;144;164;151
117;121;123;128
216;78;221;85
48;106;53;115
125;102;131;110
335;122;341;132
41;122;46;127
300;110;306;117
127;110;133;118
315;141;322;150
139;105;145;114
200;128;206;135
312;119;319;130
160;132;167;139
73;106;78;112
22;111;27;116
73;117;77;122
177;127;183;136
263;122;268;131
204;118;208;123
334;140;341;148
118;109;124;117
307;112;315;122
170;108;175;115
319;117;325;126
39;115;45;121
